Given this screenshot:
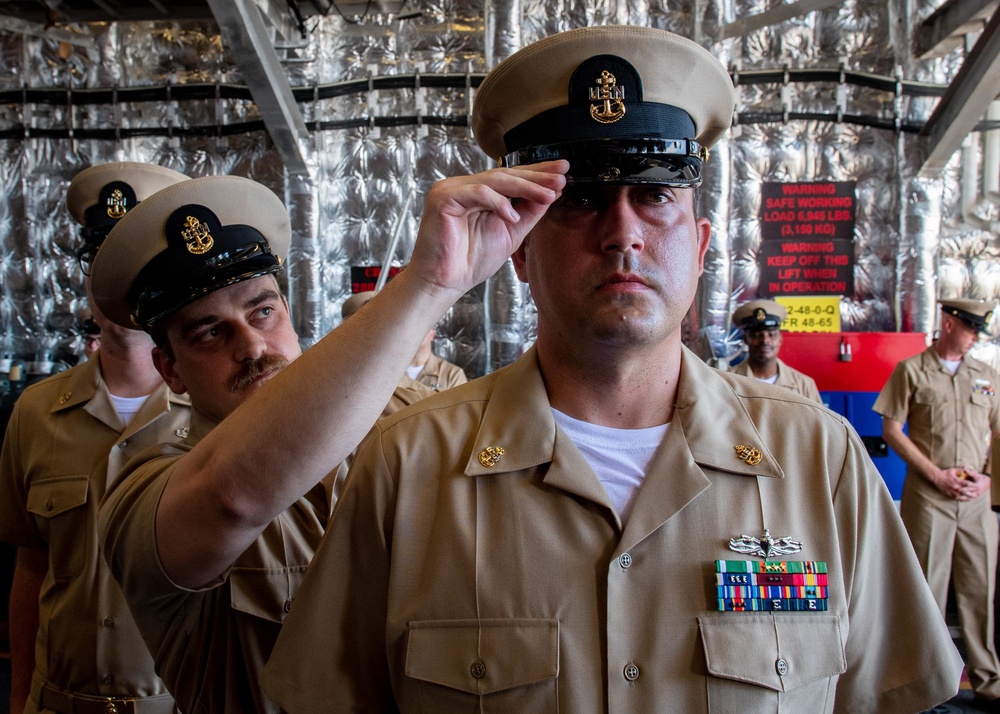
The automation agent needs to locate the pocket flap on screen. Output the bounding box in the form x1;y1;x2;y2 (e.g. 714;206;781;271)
405;618;559;695
699;614;846;692
229;567;304;623
26;476;89;517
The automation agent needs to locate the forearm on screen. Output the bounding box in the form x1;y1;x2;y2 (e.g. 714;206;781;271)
10;546;45;714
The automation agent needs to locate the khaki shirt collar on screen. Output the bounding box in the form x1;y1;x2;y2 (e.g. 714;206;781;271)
465;344;557;477
49;356;190;436
772;358;793;388
186;408;219;445
923;345;987;376
422;353;443;380
47;354;102;413
676;348;784;480
463;345;783;542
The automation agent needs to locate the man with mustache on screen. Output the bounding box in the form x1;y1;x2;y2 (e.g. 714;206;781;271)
730;298;822;403
90;165;565;713
264;26;961;713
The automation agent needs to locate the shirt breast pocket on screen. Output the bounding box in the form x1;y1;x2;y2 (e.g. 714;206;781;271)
699;614;846;713
972;391;992;410
404;618;559;713
26;475;90;580
909;388;939;432
229;566;306;624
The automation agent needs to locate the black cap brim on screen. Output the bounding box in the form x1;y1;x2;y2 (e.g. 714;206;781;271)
504;137;705;186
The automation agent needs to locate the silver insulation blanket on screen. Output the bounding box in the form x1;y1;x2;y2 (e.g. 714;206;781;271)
1;0;997;378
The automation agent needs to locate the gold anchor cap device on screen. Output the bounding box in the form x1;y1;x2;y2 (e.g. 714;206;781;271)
67;161;189;255
90;175;291;331
471;25;735;186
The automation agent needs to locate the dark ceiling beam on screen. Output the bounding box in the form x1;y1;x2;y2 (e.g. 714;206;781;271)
90;0;122;17
205;0;311;176
919;6;1000;175
0;3;214;24
914;0;997;59
719;0;843;40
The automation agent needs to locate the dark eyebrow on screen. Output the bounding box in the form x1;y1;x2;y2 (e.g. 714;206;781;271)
245;288;281;310
177;289;282;338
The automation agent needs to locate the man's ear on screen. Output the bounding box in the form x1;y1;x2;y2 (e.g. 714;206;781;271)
695;216;711;276
152;346;188;395
939;313;954;338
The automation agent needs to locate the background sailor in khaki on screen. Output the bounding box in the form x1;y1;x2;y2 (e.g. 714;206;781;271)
730;299;822;403
94;156;565;711
344;290;468;392
80;317;101;360
0;162;191;714
416;347;467;390
341;291;436;408
874;297;1000;705
263;25;961;713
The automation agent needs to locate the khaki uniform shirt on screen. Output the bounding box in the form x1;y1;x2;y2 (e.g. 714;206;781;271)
0;356;190;704
334;378;437;499
264;346;961;714
731;357;823;404
416;353;468;391
393;374;436;411
99;409;331;714
992;437;1000;508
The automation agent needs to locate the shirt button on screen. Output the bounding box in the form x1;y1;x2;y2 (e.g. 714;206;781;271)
117;440;128;449
283;598;293;613
619;553;632;569
623;662;640;681
469;660;487;679
776;658;788;676
103;675;114;685
103;617;114;628
45;500;53;511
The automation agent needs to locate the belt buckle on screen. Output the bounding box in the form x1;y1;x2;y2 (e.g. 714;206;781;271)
102;697;136;714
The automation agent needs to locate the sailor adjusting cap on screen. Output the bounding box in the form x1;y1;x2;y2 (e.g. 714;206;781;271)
939;298;995;335
90;175;290;331
733;299;787;331
472;25;735;186
67;162;189;248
